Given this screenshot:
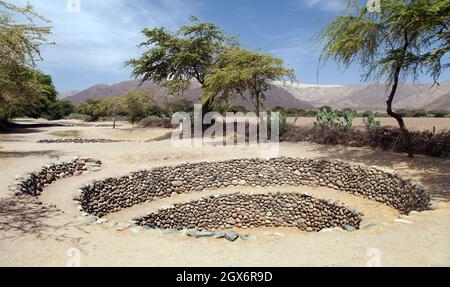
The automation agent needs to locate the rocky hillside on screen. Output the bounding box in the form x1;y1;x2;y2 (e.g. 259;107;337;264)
276;80;450;111
66;79;314;110
425;92;450;110
65;79;450;111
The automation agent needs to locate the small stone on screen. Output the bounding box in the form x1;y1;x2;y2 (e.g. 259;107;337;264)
225;231;239;242
172;181;183;187
394;218;413;225
186;228;198;237
96;218;108;224
116;223;131;231
84;215;98;224
239;234;249;240
342;225;356;232
226;218;236;225
195;231;216;238
363;224;377;229
215;230;226;239
103;221;118;229
129;226;143;234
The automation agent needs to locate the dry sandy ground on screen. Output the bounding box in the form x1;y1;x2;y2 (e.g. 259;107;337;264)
0;119;449;266
288;117;450;132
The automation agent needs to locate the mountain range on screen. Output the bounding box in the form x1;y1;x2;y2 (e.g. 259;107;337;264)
63;79;450;111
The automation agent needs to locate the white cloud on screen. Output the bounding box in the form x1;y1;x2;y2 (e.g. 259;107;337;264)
302;0;348;12
16;0;199;74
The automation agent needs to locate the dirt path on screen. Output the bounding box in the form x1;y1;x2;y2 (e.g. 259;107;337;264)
1;121;449;266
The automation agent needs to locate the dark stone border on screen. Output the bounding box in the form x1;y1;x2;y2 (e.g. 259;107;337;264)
9;157;102;196
80;157;431;217
37;139;123;144
135;192;363;232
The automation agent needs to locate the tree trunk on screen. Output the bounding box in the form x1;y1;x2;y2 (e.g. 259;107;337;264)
256;94;261;142
201;97;213;133
386;65;414;158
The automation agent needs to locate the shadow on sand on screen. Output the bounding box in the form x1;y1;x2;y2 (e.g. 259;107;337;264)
0;197;88;245
0;150;62;159
0;122;64;134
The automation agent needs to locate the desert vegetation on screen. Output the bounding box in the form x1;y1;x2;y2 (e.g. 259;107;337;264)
1;0;449;267
318;0;449;157
0;1;74;127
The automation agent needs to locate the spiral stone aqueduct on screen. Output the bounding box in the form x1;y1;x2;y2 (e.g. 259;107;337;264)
10;156;431;237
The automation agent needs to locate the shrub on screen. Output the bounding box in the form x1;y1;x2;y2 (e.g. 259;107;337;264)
412;109;428;117
271;106;285;114
282;125;450;158
315;107;354;128
67;113;88;121
363;112;381;130
429;110;448;118
136;116;174;128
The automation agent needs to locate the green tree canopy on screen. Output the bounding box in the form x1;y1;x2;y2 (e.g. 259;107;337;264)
123;90;152;125
319;0;449;157
0;1;53;121
126;16;236;115
203;47;295;114
20;72;75;120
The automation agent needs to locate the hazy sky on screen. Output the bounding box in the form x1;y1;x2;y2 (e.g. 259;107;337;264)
17;0;450;92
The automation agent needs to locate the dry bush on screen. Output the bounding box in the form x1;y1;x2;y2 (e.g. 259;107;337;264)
136;116;175;128
282;124;450;157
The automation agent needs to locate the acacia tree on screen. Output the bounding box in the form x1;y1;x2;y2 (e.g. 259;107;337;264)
0;1;53;123
203;47;295;115
126;16;236;118
319;0;449;157
123;90;153;126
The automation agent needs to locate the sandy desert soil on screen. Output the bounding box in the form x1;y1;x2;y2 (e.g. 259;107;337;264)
0;119;449;266
287;117;450;132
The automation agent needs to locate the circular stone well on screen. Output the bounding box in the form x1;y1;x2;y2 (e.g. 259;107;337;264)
135;192;363;232
80;157;431;218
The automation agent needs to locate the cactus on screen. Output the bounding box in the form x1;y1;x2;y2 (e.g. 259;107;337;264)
342;110;355;127
363;112;381;130
316;108;354;128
